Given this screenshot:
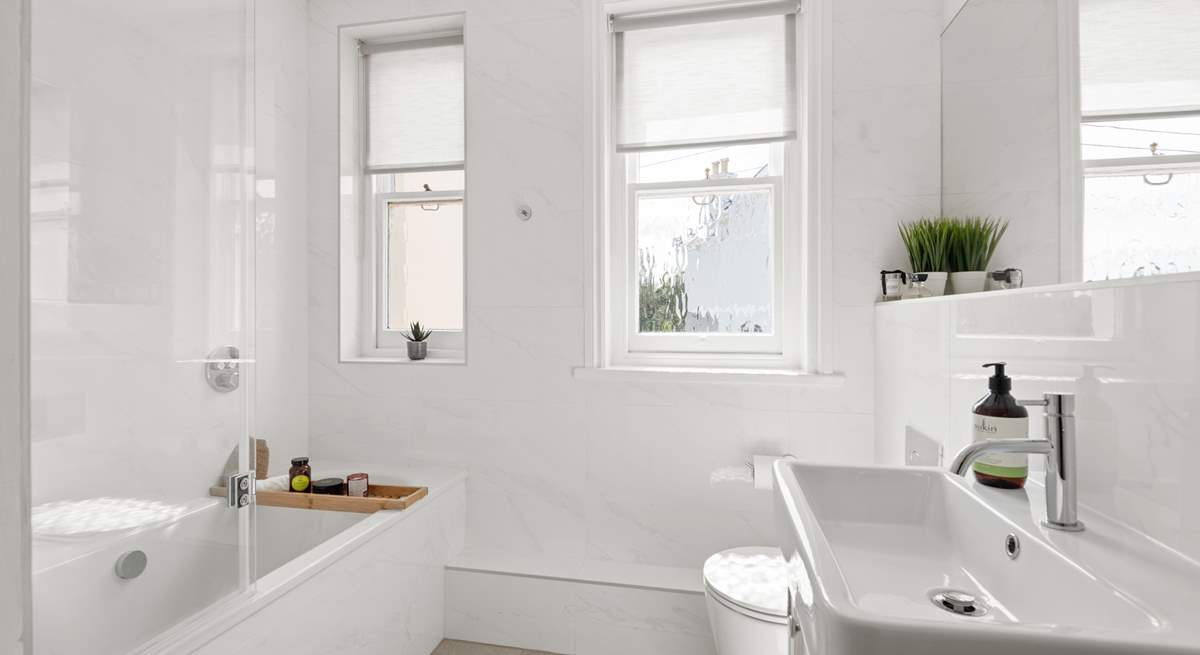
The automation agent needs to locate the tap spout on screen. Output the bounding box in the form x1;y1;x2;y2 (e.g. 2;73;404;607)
949;438;1052;476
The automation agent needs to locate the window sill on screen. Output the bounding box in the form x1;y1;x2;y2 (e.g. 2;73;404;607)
571;366;844;386
340;350;465;365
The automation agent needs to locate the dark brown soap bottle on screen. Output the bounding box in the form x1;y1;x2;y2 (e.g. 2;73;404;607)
971;362;1030;489
289;457;312;493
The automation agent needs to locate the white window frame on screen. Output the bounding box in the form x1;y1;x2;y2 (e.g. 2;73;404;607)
616;151;792;361
1081;108;1200;177
1079;109;1200;279
357;34;466;359
595;0;819;373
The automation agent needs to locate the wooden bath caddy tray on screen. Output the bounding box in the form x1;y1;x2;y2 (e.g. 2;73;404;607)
210;484;428;514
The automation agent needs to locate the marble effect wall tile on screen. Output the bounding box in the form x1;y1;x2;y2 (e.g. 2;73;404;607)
875;276;1200;562
307;0;943;581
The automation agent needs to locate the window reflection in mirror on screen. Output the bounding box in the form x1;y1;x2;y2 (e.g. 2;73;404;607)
1080;0;1200;281
941;0;1200;287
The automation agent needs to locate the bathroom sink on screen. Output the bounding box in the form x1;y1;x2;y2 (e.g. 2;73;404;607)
773;461;1200;655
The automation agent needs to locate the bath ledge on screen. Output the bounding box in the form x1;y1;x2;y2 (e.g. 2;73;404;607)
447;551;704;595
573;365;845;387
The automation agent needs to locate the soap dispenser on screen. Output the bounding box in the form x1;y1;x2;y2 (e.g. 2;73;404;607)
971;362;1029;489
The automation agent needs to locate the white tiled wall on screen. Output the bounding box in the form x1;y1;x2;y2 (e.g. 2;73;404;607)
1;0;31;652
305;0;942;631
876;275;1200;562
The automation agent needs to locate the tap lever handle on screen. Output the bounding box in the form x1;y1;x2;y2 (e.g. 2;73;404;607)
1019;393;1075;416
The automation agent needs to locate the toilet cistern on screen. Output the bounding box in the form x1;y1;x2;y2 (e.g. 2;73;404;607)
950;393;1083;532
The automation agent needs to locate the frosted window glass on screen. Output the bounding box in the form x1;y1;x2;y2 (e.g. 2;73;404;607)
367;42;464;170
615;14;796;151
387;200;464;330
1083;171;1200;280
1080;0;1200;113
636;189;774;333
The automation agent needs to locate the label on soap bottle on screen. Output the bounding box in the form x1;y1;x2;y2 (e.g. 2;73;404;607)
972;415;1029;478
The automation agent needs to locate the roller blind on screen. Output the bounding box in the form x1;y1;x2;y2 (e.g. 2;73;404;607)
1080;0;1200;114
613;8;797;152
366;37;464;172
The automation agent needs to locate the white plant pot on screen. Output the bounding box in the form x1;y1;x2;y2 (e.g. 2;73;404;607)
918;272;948;296
950;271;988;294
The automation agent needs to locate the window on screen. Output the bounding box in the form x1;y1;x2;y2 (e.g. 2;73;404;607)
603;1;804;370
354;29;465;357
1079;0;1200;281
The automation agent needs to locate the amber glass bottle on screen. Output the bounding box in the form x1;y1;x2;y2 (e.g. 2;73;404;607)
289;457;312;493
971;363;1030;489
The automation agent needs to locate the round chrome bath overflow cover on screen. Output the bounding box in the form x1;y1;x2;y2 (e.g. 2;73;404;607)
929;589;989;617
115;550;148;580
1005;533;1021;560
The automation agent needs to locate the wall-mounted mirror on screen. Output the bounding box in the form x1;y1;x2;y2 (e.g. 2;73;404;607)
942;0;1200;288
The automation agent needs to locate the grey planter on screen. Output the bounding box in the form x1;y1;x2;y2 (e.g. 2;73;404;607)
406;341;428;361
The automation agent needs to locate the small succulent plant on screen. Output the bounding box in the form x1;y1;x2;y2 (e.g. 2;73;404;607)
402;321;434;342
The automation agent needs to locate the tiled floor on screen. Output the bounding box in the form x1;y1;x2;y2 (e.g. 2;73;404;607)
432;639;562;655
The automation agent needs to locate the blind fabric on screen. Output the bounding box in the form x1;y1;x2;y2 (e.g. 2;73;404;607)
614;13;796;152
1080;0;1200;115
367;39;464;170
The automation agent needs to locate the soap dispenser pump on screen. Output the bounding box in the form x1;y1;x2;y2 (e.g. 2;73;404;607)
971;362;1030;489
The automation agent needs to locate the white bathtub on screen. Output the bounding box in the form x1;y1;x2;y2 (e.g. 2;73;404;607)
32;463;466;655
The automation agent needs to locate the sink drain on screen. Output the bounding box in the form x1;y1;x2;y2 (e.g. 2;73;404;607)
929;589;989;617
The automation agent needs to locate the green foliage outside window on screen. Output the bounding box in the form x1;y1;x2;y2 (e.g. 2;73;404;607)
638;251;688;333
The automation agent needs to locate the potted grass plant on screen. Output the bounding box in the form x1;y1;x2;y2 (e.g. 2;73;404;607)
898;217;953;296
402;321;433;360
948;216;1008;294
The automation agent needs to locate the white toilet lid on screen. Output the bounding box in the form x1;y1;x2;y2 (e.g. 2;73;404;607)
703;546;788;618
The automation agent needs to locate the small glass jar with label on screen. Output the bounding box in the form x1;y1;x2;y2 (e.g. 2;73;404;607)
346;473;369;498
288;457;311;493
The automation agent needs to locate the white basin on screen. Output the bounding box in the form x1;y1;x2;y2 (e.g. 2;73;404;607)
774;461;1200;655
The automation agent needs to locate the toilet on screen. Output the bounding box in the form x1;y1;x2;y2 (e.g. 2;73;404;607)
702;546;789;655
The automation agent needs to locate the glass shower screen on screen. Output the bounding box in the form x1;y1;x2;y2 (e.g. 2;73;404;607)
28;0;257;651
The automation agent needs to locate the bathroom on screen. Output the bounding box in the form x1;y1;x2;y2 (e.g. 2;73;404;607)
1;0;1198;653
